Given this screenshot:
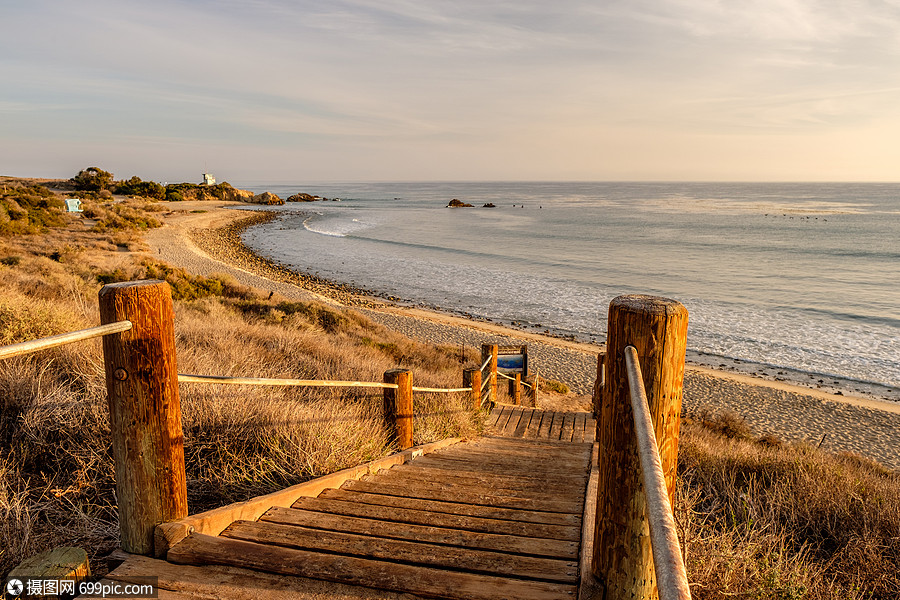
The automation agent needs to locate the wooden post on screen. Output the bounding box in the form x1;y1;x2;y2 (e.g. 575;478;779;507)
592;294;688;600
99;280;187;556
481;344;498;405
463;367;482;410
531;369;540;406
508;373;522;405
383;368;413;450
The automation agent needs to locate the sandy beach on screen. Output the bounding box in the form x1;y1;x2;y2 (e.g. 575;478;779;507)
145;202;900;470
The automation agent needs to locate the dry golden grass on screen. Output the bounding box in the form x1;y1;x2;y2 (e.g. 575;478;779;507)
678;411;900;599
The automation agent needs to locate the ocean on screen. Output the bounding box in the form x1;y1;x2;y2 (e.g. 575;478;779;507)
237;182;900;394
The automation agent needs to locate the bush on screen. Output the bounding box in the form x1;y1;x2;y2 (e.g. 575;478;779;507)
115;176;165;200
83;200;162;232
0;184;66;235
540;377;569;394
73;167;114;192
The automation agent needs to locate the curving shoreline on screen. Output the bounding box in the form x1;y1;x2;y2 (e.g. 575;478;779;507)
145;202;900;470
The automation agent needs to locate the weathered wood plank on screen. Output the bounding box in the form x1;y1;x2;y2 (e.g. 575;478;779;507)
168;533;577;600
573;413;586;443
561;413;576;443
340;480;584;514
317;489;581;527
584;417;596;443
513;408;534;438
406;460;587;484
500;407;525;437
439;449;590;465
104;553;394;600
549;412;565;441
384;464;586;493
291;496;581;541
523;409;545;438
538;411;555;439
492;405;514;433
407;455;591;481
260;507;580;559
413;436;590;455
222;520;579;583
488;405;506;429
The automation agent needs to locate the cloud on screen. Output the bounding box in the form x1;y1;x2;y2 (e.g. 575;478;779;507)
3;0;900;179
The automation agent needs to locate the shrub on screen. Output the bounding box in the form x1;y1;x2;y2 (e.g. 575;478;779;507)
114;176;165;200
540;377;569;394
0;184;66;235
83;200;162;232
73;167;114;192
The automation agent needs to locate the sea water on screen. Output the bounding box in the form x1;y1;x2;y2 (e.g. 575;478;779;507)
238;182;900;392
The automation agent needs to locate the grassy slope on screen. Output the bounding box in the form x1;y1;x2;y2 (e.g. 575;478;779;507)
1;183;898;598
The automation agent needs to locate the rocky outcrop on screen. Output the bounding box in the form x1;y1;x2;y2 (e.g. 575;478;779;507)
447;199;474;208
167;182;255;203
287;193;321;202
249;192;284;205
482;203;496;208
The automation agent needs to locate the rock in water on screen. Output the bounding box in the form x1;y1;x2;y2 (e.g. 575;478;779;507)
250;192;284;205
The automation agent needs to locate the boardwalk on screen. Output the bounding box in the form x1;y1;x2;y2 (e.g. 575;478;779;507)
98;407;597;600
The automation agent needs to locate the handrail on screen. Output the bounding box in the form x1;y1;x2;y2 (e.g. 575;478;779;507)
179;374;475;393
624;346;691;600
478;355;492;373
177;374;398;389
0;321;133;360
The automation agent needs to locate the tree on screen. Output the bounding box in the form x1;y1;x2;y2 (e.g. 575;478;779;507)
73;167;114;192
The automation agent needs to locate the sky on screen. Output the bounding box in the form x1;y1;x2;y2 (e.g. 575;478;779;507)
3;0;900;183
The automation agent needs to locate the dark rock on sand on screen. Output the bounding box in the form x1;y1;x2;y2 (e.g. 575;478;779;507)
287;193;321;202
447;199;474;207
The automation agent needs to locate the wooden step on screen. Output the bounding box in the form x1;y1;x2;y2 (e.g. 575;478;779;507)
341;479;584;514
260;506;579;559
168;533;577;600
317;488;581;527
222;520;579;583
291;496;581;541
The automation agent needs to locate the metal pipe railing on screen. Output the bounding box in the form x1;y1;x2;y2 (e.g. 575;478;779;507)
0;321;133;360
624;345;691;600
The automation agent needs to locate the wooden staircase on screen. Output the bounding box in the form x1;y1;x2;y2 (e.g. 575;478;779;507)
98;407;597;600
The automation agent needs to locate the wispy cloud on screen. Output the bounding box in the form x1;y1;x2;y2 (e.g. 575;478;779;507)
3;0;900;179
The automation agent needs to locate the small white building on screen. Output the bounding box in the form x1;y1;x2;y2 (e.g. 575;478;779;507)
202;172;216;186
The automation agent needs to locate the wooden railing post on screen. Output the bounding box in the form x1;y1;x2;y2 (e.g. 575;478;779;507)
383;368;413;450
463;367;482;410
508;373;522;405
481;344;498;405
592;294;688;599
99;280;187;556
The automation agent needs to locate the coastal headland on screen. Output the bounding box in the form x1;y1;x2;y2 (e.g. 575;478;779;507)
148;201;900;470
